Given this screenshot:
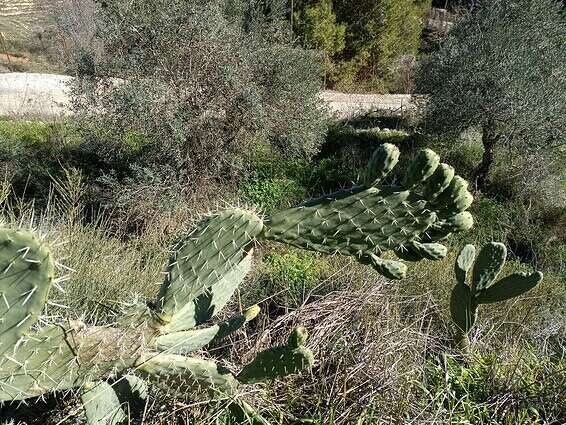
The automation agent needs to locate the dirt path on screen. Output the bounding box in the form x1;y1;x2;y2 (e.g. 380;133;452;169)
0;72;72;118
0;72;415;120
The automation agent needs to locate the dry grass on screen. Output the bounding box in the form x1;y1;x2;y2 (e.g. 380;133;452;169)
0;183;565;424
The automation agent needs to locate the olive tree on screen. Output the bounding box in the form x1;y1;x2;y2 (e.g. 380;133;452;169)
414;0;566;190
62;0;326;185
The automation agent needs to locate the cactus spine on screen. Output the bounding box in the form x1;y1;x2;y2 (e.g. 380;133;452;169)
450;242;543;351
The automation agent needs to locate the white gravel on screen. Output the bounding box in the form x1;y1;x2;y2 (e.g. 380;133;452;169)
0;72;415;120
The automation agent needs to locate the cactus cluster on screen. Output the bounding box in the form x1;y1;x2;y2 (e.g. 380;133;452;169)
0;213;313;424
450;242;543;351
0;144;474;423
265;143;474;279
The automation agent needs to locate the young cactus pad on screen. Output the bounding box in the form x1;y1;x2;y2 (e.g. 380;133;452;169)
264;144;474;279
449;242;543;350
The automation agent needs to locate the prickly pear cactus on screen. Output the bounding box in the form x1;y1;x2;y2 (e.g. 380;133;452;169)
0;145;473;422
0;220;313;424
450;242;543;351
264;144;474;279
0;228;55;355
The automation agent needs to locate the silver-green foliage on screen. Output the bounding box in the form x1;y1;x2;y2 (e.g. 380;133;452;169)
415;0;566;187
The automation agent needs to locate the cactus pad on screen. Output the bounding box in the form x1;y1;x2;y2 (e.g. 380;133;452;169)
455;244;476;286
155;306;259;355
138;354;239;396
0;228;54;355
264;144;474;279
156;208;263;326
81;381;125;425
477;271;543;304
237;327;314;384
0;325;78;400
471;242;506;292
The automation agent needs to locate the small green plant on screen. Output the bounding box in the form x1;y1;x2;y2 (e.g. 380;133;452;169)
422;345;565;424
242;178;306;214
262;249;329;307
450;242;543;351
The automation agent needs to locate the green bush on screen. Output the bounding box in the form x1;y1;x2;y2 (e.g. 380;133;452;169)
241;141;358;208
63;0;327;197
241;178;306;214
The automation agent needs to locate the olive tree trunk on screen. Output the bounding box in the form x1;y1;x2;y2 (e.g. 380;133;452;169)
472;124;498;191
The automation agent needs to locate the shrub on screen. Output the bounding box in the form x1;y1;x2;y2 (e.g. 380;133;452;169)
61;0;327;196
414;0;566;189
0;121;85;201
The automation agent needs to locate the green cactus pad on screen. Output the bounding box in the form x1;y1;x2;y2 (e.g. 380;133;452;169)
455;244;476;286
0;325;78;401
288;326;309;348
81;381;125;425
162;251;253;333
360;253;408;280
156;306;258;354
0;228;54;355
409;242;448;260
156;208;263;325
395;241;448;262
138;354;239;396
264;147;473;278
449;242;543;353
394;245;423;262
450;284;476;333
472;242;506;293
477;272;543;304
237;328;314;384
423;163;455;201
265;186;437;257
402;149;440;188
434;176;473;217
433;211;474;236
363;143;400;186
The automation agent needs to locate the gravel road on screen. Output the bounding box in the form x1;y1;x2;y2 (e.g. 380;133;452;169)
0;72;414;120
